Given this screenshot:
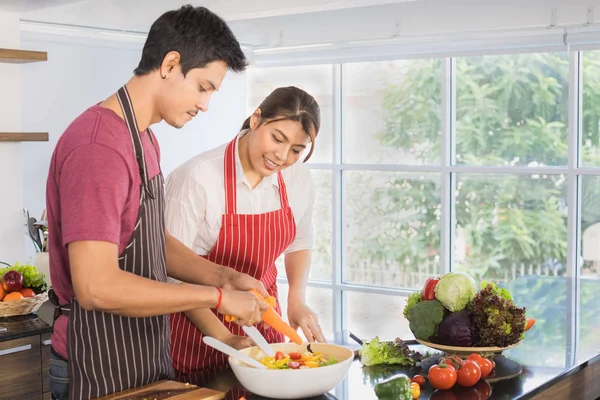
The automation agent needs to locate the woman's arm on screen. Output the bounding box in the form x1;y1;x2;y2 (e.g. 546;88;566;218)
184;307;255;350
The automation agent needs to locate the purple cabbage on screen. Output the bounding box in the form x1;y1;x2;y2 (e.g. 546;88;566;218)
437;310;478;347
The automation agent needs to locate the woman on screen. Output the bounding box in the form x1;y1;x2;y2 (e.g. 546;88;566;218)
165;86;325;382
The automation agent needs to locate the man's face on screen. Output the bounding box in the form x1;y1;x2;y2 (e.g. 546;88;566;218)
157;60;228;128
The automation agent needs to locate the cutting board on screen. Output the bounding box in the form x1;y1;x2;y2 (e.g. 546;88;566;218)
92;380;224;400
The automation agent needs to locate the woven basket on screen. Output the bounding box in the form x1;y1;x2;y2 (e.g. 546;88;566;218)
0;292;48;317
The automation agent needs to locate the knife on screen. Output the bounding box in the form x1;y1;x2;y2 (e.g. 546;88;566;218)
242;325;275;357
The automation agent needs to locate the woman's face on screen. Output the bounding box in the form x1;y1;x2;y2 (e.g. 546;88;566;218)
247;114;313;177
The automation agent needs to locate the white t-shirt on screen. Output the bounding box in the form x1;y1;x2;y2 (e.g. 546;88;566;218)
165;138;315;256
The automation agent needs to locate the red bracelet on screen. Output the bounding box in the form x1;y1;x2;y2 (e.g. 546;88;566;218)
215;287;223;309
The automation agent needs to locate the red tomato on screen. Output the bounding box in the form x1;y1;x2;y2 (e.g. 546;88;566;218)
429;364;457;390
288;361;300;369
274;351;285;361
457;360;481;387
467;353;482;362
422;278;439;300
471;357;493;378
474;380;492;400
412;374;426;386
441;355;462;370
289;352;302;360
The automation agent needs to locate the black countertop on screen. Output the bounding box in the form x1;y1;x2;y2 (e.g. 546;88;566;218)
206;275;600;400
0;300;53;342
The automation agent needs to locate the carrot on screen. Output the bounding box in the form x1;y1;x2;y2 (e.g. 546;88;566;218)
524;318;535;332
225;290;303;345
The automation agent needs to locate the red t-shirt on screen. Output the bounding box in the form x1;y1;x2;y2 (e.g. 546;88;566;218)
46;105;161;359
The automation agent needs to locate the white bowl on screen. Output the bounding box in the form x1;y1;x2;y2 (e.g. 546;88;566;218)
229;342;354;399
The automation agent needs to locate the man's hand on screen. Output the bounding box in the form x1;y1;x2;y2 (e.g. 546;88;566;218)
217;289;268;326
287;301;326;343
222;270;269;298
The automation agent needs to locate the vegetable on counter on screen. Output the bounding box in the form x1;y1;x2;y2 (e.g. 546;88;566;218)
374;374;412;399
410;382;421;399
408;299;446;342
428;363;457;390
422;278;439;301
434;272;478;312
360;337;424;367
470;283;526;347
437;310;478;347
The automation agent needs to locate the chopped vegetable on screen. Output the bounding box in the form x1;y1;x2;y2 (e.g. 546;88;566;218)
437;310;478;347
422;278;439;301
403;291;422;319
374;374;412;399
408;299;446;341
258;351;337;369
360;337;424;367
470;284;526;347
434;272;478;312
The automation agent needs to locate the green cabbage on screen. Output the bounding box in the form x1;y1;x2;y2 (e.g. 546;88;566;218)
434;272;477;312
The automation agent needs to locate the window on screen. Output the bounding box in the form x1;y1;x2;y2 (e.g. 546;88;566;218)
248;50;598;360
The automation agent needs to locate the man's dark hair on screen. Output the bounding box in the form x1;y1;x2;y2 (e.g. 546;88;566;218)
134;5;247;76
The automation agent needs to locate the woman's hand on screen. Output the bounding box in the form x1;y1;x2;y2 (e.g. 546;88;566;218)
287;301;326;343
222;334;255;350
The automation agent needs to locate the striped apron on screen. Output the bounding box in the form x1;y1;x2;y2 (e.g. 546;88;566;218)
67;86;173;400
170;135;297;384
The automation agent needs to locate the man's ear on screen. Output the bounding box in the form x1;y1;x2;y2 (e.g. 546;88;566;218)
160;51;181;79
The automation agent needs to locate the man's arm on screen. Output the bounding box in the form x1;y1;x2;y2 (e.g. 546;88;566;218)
165;230;269;297
69;240;266;324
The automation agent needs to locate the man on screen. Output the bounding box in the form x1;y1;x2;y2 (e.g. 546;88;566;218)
46;5;268;400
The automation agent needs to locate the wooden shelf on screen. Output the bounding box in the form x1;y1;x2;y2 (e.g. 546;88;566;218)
0;48;47;64
0;133;49;142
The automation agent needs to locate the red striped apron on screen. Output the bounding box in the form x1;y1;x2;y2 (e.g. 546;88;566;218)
170;135;297;384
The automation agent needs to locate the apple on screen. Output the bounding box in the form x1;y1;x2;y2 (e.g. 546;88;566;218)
2;271;23;292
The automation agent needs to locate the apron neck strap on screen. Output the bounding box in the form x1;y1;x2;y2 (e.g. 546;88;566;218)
116;86;155;199
224;135;291;214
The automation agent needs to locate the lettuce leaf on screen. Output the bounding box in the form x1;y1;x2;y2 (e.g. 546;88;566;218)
359;337;422;367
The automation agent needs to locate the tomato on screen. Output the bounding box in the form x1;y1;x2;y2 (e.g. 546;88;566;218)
288;361;300;369
412;374;426;386
274;351;285;361
457;360;481;387
422;277;439;300
474;380;492;400
429;364;457;390
441;355;462;370
410;382;421;399
467;353;482;362
471;357;493;378
289;352;302;360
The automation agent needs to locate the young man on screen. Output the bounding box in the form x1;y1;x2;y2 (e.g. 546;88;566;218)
46;6;268;400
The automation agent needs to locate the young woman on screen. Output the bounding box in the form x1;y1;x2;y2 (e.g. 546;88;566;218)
165;86;325;381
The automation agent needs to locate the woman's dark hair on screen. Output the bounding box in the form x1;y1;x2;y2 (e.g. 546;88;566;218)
242;86;321;162
134;5;247;76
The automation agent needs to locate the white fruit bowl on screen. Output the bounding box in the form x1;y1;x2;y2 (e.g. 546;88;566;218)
229;342;354;399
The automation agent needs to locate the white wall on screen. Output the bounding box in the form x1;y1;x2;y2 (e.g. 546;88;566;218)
0;11;25;265
19;33;248;260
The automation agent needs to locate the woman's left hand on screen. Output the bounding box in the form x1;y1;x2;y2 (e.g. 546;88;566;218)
287;301;326;343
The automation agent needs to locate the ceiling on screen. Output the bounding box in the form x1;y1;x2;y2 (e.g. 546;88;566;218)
3;0;419;32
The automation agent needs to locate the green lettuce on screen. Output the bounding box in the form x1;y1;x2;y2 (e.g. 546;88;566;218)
359;337;422;367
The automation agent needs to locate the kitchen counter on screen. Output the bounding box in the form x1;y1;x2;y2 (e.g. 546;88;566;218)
203;343;599;400
0;299;53;342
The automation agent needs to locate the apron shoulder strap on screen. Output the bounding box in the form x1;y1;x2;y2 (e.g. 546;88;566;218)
224;137;238;214
116;86;156;199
